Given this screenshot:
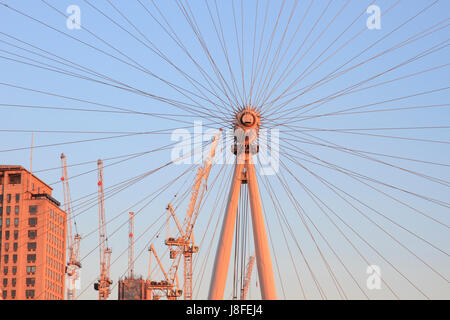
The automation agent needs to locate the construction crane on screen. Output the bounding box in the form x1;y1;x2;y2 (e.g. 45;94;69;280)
146;244;182;300
60;153;81;300
94;159;112;300
165;130;222;300
128;212;135;279
240;256;255;300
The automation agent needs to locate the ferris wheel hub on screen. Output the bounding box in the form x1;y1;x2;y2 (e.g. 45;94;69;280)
234;106;261;131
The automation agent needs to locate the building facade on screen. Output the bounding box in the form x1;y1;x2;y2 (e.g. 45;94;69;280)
0;165;67;300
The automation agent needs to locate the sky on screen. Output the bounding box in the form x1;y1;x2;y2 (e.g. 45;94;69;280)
0;0;449;300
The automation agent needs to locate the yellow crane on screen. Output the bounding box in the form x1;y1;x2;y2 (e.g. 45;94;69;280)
60;153;81;300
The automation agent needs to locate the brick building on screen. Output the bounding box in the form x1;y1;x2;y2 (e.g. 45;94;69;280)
0;165;67;300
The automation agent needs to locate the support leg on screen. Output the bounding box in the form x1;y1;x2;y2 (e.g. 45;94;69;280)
246;162;277;300
208;161;244;299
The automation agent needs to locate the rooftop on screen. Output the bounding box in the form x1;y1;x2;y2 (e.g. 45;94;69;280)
0;164;53;191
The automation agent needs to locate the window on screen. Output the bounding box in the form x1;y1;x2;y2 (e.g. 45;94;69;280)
27;254;36;263
4;255;8;264
7;194;11;203
8;174;21;185
3;267;7;275
29;205;38;215
29;218;37;227
14;206;19;215
11;278;16;287
5;218;10;227
14;218;19;227
2;278;7;287
12;255;17;263
5;230;9;240
12;267;17;275
26;278;35;287
2;290;6;299
4;243;9;252
28;230;37;239
13;230;18;240
26;266;36;274
0;206;2;215
15;194;20;202
0;194;3;202
25;289;35;298
13;243;17;252
11;290;16;299
6;206;10;215
27;242;37;251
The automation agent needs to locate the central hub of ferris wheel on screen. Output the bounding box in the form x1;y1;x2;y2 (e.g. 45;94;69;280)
232;106;261;155
234;106;261;131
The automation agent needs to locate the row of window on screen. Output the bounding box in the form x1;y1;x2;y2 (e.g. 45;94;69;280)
48;220;63;238
2;290;16;299
3;254;36;268
0;217;37;227
49;208;64;224
0;193;20;204
0;205;37;216
47;245;63;261
46;276;63;291
3;266;17;275
3;254;36;276
26;266;36;274
0;173;22;185
3;244;38;253
0;229;35;241
46;267;65;289
1;289;36;300
2;278;16;287
47;233;64;251
2;243;36;263
0;206;20;215
3;242;18;252
3;254;18;264
0;230;18;241
0;217;20;227
3;277;36;287
45;257;64;272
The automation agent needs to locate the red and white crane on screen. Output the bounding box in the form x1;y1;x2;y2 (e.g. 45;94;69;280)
128;212;135;279
60;153;81;300
94;159;112;300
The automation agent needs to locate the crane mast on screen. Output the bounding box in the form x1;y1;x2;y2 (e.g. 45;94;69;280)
240;256;255;300
60;153;81;300
166;130;222;300
95;159;112;300
128;212;135;279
